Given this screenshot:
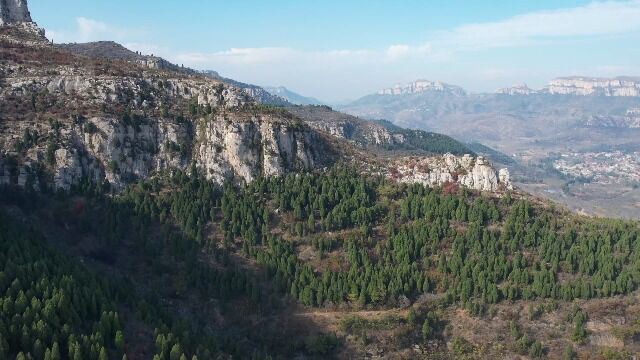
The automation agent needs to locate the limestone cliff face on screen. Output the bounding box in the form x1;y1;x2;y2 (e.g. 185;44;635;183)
0;113;320;192
0;0;31;25
0;0;44;39
194;115;315;184
390;154;512;192
547;77;640;97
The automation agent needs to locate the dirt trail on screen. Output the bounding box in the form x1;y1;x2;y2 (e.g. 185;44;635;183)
294;308;408;318
291;308;410;333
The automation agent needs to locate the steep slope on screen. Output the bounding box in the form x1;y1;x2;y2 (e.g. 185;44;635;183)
4;167;638;359
0;29;337;192
0;0;31;25
377;79;466;96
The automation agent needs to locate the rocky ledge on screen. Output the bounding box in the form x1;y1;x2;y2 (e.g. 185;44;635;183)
497;77;640;97
388;154;512;192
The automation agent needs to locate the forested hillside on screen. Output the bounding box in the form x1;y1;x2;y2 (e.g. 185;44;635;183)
2;167;639;358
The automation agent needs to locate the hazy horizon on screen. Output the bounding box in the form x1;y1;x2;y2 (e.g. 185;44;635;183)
32;0;640;102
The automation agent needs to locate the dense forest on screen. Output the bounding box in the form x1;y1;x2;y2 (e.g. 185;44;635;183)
372;119;472;155
1;166;639;358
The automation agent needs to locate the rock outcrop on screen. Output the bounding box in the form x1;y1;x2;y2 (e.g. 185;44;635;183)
378;80;466;96
495;77;640;97
0;0;44;38
389;154;512;192
0;0;31;25
547;77;640;97
194;115;316;184
3;68;252;110
0;112;322;192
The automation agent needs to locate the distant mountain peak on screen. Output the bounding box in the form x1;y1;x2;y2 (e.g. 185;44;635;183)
496;83;536;95
0;0;32;25
377;79;466;96
0;0;45;38
548;76;640;96
497;76;640;97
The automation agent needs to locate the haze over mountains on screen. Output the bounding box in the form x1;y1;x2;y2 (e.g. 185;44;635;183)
339;75;640;218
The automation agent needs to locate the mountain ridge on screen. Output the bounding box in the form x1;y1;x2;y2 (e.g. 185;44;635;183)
0;24;511;193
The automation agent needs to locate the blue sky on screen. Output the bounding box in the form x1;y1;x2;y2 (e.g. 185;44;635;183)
31;0;640;102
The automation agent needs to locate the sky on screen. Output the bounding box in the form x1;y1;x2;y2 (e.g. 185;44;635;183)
30;0;640;103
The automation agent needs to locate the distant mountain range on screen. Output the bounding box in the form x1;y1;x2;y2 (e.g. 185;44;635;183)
498;76;640;97
377;80;466;97
373;76;640;99
338;76;640;177
340;76;640;139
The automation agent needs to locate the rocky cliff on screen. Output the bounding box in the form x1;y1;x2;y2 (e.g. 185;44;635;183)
200;70;290;106
547;77;640;97
0;4;510;195
0;113;321;191
495;84;536;95
0;0;43;39
389;154;511;192
0;0;30;25
496;77;640;97
378;80;466;96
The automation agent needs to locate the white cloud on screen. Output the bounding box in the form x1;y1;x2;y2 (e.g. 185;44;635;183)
385;43;433;60
440;0;640;50
178;47;297;65
176;1;640;71
47;17;147;44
